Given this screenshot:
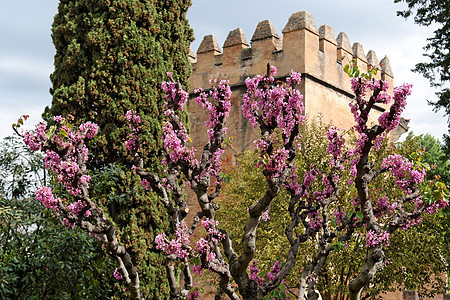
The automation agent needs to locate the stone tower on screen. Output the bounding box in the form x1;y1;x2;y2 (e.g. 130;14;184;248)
187;11;408;167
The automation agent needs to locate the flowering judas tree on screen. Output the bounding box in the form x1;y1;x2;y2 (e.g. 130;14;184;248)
13;116;142;299
16;65;448;299
126;66;448;299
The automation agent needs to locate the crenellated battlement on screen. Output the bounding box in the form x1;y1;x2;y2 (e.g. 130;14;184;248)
187;11;405;169
189;11;394;96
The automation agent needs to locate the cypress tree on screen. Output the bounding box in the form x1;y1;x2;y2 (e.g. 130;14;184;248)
44;0;193;297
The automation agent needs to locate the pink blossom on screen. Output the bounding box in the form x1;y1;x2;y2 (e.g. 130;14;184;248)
243;67;305;142
155;222;191;259
248;260;265;286
382;154;424;193
113;268;123;280
79;121;99;139
308;211;323;230
67;200;91;217
141;179;152;190
22;122;47;151
267;261;282;281
261;210;270;222
378;83;412;131
426;198;448;214
196;238;209;254
187;290;200;300
326;126;345;163
207;252;216;262
192;264;203;275
35;186;59;211
366;230;390;248
79;175;91;184
333;210;346;225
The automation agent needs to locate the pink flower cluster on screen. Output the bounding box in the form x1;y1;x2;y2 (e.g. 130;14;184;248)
242;68;306;178
23;117;99;224
159;81;201;170
308;211;323;230
345;133;369;183
261;209;270;222
381;154;425;193
192;264;203;275
162;120;198;167
248;260;265;285
375;196;396;217
187;289;200;300
200;218;225;242
309;174;336;203
366;230;390;248
140;178;152;191
333;210;346;225
113;268;123;280
155;221;191;259
426;197;448;214
401;216;423;230
378;83;412;132
161;79;189;111
284;165;303;195
265;148;289;176
79;121;99;139
22;122;47;151
243;69;305;136
195;218;225;264
67;200;91;217
35;186;59;211
326;126;345;164
193;80;232;178
195;237;216;262
267;261;282;281
302;168;319;196
25;117;97;196
125;110;141;152
194;79;232;142
349;78;391;134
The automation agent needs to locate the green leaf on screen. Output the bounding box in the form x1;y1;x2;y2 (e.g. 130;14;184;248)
333;241;346;251
433;190;442;201
344;64;350;73
356;211;363;220
192;256;201;265
345;211;354;220
435;181;445;188
45;126;56;140
58;128;68;138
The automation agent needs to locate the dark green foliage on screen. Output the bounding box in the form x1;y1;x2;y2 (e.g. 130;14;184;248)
44;0;193;297
0;136;123;299
88;163;171;298
394;0;450;151
45;0;193;166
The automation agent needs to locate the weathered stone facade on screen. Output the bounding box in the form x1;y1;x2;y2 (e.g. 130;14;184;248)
187;11;408;169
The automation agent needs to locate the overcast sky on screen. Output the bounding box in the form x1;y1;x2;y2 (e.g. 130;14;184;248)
0;0;447;141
